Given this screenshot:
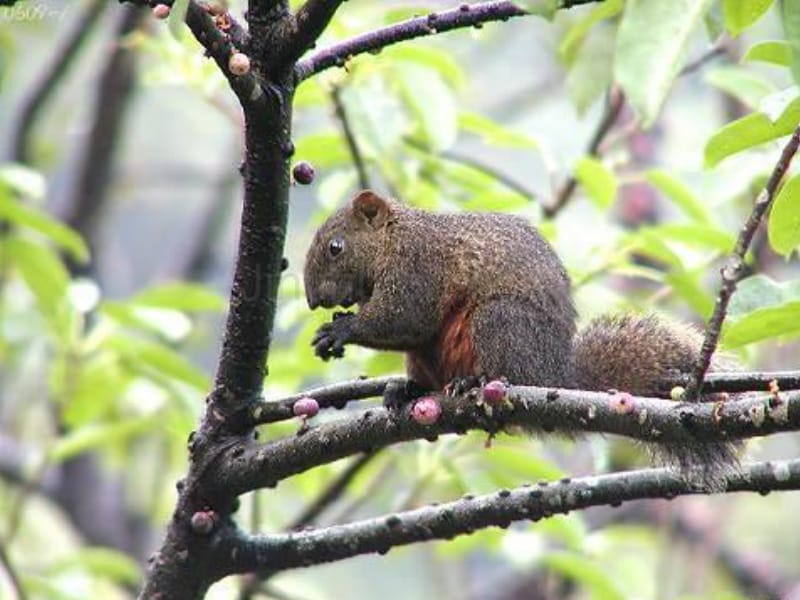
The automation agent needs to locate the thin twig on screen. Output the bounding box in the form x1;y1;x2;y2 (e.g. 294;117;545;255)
330;86;371;189
252;375;404;425
217;459;800;576
660;370;800;394
545;85;625;217
684;125;800;400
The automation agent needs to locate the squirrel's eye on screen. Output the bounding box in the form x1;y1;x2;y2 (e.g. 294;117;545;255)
329;237;345;257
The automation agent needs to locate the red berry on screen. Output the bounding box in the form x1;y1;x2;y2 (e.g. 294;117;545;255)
610;392;635;414
482;380;507;404
228;52;251;76
293;397;319;418
411;396;441;425
152;4;171;19
190;511;215;535
293;161;315;185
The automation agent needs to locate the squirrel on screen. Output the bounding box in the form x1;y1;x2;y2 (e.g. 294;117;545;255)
303;190;740;485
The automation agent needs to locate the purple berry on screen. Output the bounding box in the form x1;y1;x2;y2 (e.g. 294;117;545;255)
411;396;441;425
293;396;320;418
293;161;315;185
482;380;507;404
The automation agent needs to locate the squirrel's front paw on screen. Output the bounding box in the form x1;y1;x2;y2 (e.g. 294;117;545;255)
311;313;354;360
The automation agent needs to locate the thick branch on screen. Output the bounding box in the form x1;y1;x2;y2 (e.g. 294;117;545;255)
217;459;800;575
660;370;800;394
295;1;601;82
685;125;800;400
222;386;800;495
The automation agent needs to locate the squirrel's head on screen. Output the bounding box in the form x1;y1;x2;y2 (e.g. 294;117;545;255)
304;190;393;310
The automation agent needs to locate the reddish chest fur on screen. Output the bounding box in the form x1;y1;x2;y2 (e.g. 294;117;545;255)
406;294;477;389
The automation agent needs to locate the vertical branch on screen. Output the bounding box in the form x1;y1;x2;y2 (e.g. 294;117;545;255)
684;125;800;400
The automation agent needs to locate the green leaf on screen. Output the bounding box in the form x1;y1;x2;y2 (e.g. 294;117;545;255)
723;300;800;347
743;40;794;66
50;416;158;462
395;64;457;151
666;268;714;318
107;334;209;390
295;132;350;168
0;163;45;199
168;0;190;39
566;24;615;115
3;236;71;337
47;547;141;585
457;112;538;149
0;192;89;262
515;0;559;20
132;282;225;312
704;90;800;167
768;172;800;255
645;169;711;223
646;223;735;252
723;0;775;36
705;67;777;109
541;552;626;600
782;0;800;84
727;274;800;318
559;0;623;64
615;0;713;127
574;157;618;209
382;45;465;89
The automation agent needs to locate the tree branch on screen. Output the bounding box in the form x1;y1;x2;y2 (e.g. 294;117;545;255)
282;0;346;67
216;459;800;576
660;370;800;394
222;386;800;495
295;1;602;82
685;124;800;400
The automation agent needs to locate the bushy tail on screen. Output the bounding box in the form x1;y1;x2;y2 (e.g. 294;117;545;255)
573;314;741;489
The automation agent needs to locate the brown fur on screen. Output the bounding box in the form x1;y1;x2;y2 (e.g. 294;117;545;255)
304;190;740;485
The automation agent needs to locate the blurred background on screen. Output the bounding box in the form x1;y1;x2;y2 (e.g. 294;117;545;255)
0;0;799;598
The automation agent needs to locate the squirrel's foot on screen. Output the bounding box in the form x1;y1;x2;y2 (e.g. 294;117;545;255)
311;312;355;360
383;379;427;414
444;375;484;397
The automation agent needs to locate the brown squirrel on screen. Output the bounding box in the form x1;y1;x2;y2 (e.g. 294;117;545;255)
304;190;739;482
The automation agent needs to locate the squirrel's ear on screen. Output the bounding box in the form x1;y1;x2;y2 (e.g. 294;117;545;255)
351;190;390;228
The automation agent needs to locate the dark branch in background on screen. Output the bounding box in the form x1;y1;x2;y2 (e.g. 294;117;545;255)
288;451;377;529
159;146;240;281
685;125;800;400
226;386;800;494
294;1;604;82
678;36;731;77
238;451;377;599
5;0;106;163
330;85;371;189
545;86;624;218
217;459;800;576
55;5;146;264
